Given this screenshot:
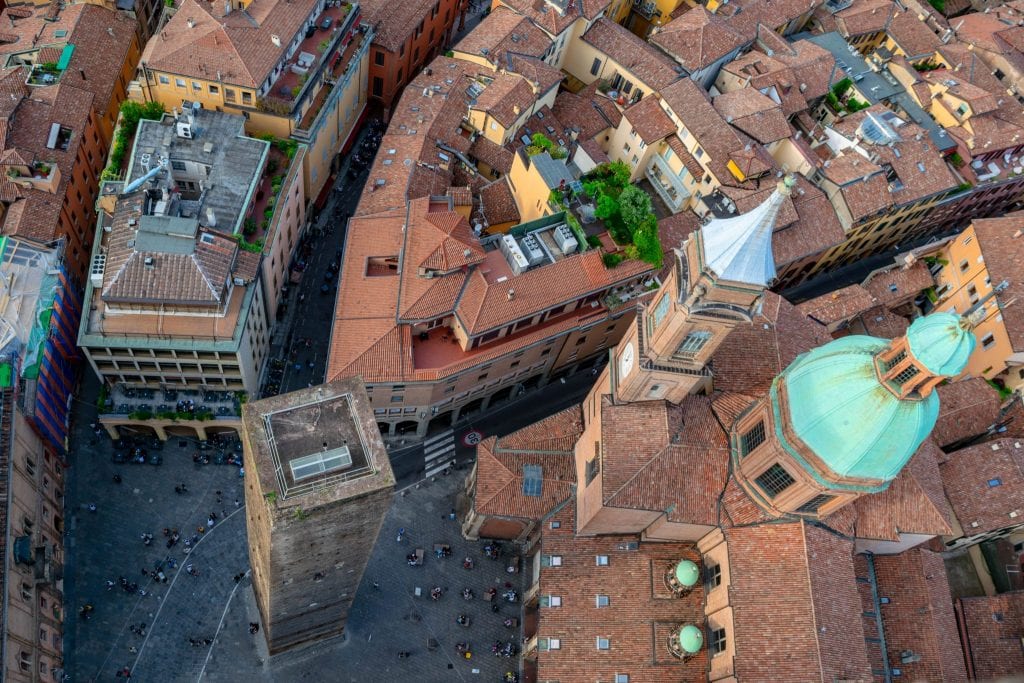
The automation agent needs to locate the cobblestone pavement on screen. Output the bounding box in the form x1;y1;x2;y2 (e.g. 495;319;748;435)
200;473;526;683
65;391;523;683
63;399;248;682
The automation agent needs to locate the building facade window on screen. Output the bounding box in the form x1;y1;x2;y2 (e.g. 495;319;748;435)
704;562;721;591
754;463;796;499
374;50;385;66
738;422;765;457
709;627;726;656
673;330;712;360
795;493;834;514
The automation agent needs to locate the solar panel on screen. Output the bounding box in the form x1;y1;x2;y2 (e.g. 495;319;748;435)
522;464;543;497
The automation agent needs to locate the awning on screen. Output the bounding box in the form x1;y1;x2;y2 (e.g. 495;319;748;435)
56;44;75;71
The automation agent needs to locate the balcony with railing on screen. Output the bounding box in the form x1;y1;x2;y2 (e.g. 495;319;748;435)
293;25;369;137
645;152;690;214
257;2;361;121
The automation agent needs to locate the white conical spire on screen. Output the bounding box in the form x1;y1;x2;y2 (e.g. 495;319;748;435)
700;175;795;287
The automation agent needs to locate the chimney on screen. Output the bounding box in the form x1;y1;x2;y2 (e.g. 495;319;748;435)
187;17;195;28
205;207;217;227
513;104;521;116
1013;229;1023;238
507;288;515;301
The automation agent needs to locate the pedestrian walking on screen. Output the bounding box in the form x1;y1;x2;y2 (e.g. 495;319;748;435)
87;503;97;513
249;622;259;634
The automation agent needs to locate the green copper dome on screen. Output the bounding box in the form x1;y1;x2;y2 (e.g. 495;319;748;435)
906;312;976;377
780;335;939;483
678;624;703;654
674;560;699;587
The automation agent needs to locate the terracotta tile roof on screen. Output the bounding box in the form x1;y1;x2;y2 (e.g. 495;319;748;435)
834;0;896;38
719;473;771;525
709;390;757;427
650;6;747;72
935;43;1005;94
954;10;1024;56
852;438;953;541
772;176;845;267
495;0;602;38
469;72;537;128
447;185;473;207
660;79;777;196
359;0;435;52
581;17;683;91
469;135;514;174
0;3;84;57
479;177;520;226
726;522;872;682
497;402;584;451
939;437;1024;534
101;194;245;305
2;83;93;242
959;592;1024;680
576;137;607;165
62;5;138;119
535;503;707;683
932;377;1001;450
861;260;932;307
142;0;315;88
455;249;652;335
712;88;790;144
454;5;552;63
506;54;562;97
859;307;911;338
711;291;832;396
665;135;703;182
972;215;1024;352
886;8;942;58
622;96;675;144
823;154;891;221
797;284;878;326
551;86;614;141
873;548;969;682
601;396;728;525
473;410;579;519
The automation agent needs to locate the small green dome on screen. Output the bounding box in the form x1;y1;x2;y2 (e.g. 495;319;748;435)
906;312;975;377
782;335;939;482
674;560;699;587
678;624;703;654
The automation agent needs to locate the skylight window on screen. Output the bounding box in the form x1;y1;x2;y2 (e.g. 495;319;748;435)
522;464;543;497
289;446;352;482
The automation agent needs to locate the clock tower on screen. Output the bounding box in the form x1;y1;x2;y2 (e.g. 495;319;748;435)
613;176;796;404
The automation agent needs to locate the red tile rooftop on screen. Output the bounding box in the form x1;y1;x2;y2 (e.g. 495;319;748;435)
411;304;607;370
479;248;513;284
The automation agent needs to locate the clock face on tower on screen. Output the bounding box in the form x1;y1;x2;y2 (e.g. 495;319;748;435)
620;342;635;378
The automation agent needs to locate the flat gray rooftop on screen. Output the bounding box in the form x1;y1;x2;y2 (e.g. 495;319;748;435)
127;109;267;235
243;378;394;503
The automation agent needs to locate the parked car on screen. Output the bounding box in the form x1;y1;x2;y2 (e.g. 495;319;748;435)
320;16;332;30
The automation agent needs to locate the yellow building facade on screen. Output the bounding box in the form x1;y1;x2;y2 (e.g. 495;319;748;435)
928;223;1023;391
134;0;371;198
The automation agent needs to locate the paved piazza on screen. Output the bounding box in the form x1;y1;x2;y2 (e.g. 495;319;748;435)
66;420;525;682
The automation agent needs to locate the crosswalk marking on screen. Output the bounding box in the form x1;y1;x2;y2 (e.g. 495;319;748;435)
424;430;456;477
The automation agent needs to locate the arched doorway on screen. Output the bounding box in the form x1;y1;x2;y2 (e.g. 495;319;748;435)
461;397;484;416
395;420;419;435
521;375;542;390
428;411;453;432
490;386;513;405
376;422;391;437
